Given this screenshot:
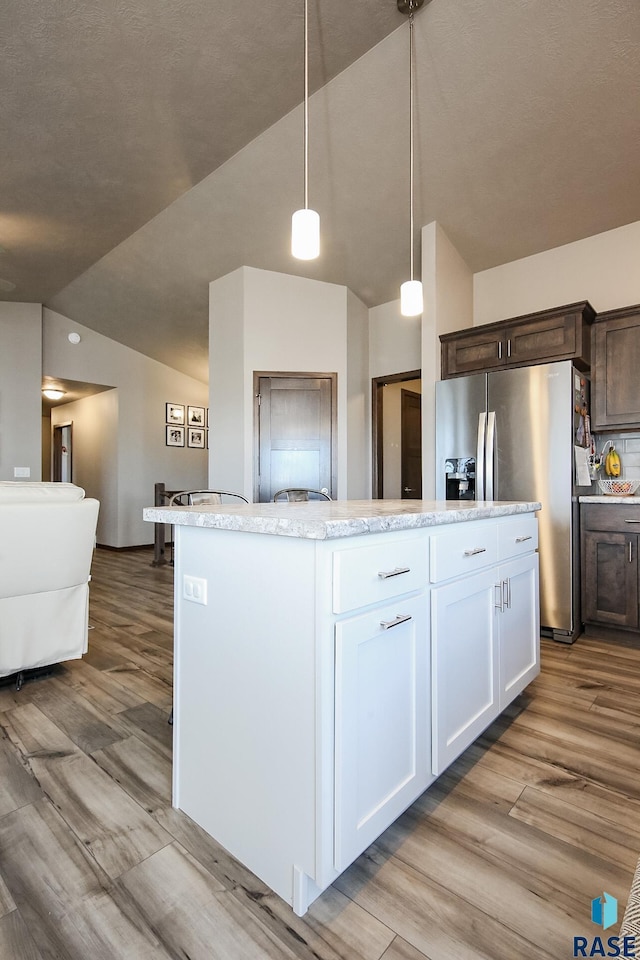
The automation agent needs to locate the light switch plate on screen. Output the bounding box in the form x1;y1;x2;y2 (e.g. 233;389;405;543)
183;575;207;605
14;467;30;478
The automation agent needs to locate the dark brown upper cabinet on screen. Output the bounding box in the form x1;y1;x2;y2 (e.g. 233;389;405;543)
592;304;640;431
440;301;595;380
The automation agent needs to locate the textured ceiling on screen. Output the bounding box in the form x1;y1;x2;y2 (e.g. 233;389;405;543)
2;0;640;383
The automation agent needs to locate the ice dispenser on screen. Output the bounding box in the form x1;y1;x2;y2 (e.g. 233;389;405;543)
444;458;476;500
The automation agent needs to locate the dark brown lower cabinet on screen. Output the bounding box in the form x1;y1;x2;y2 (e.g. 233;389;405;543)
581;503;640;633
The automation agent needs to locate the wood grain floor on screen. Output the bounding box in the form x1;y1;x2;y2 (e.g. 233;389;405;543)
1;547;638;960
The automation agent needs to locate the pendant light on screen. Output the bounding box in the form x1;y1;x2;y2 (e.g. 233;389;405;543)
399;0;424;316
291;0;320;260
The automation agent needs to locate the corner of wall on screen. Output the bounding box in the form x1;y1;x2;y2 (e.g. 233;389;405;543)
421;222;473;498
0;302;44;481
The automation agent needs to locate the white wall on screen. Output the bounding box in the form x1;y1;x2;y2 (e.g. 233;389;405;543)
209;266;368;500
208;268;245;493
474;220;640;324
422;222;474;497
346;289;370;499
0;303;43;481
43;309;208;547
369;299;421;381
51;390;119;545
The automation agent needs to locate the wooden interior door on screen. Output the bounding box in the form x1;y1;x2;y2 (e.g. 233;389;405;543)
255;374;336;502
52;422;73;483
401;389;422;499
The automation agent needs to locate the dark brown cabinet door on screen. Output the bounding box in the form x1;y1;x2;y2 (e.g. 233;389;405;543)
582;529;639;629
441;327;506;378
440;301;594;379
592;306;640;431
507;312;578;366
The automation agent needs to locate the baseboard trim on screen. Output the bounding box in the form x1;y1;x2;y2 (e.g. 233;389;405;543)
583;623;640;646
95;543;156;553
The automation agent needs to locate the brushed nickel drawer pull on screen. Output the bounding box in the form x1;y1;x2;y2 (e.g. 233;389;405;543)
380;614;412;630
378;566;411;579
630;542;633;563
494;582;504;612
515;534;532;543
624;519;640;524
464;547;487;557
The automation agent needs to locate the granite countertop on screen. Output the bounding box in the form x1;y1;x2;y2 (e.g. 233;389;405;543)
143;499;542;541
579;496;640;504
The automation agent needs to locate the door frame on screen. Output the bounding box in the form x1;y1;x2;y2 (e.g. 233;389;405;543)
371;370;421;499
253;371;338;502
52;420;73;483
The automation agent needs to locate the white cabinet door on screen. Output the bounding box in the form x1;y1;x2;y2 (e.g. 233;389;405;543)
498;552;540;709
334;594;428;872
431;569;499;775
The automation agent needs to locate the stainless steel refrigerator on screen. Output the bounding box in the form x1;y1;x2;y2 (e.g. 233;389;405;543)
435;360;590;643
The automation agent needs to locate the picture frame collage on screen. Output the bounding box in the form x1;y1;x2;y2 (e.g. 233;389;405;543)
165;403;208;449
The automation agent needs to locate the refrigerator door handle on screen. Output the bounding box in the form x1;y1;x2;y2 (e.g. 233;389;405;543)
486;411;496;500
476;412;487;500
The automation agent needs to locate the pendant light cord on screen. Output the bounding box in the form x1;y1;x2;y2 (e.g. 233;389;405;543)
304;0;309;211
409;11;415;282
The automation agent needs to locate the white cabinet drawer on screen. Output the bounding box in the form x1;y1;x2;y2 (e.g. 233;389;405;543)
497;515;538;561
429;521;497;583
333;537;427;614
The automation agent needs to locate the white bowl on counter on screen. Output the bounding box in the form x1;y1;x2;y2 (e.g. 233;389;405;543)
597;478;640;496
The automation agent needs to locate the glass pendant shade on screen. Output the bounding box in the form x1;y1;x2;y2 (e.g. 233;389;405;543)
291;208;320;260
400;279;423;317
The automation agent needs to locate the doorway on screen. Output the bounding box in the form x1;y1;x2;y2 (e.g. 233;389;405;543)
372;370;422;499
52;422;73;482
401;389;422;499
254;372;337;502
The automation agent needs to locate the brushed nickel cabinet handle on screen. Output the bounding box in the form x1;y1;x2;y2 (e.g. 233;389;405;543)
630;541;633;563
498;342;502;360
504;578;511;609
515;534;532;543
380;614;412;630
464;547;487;557
624;519;640;523
378;566;411;579
494;583;504;612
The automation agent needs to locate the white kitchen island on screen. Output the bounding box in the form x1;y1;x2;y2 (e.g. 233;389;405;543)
143;499;541;915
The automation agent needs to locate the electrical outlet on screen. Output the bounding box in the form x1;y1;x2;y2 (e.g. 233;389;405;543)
183;575;207;605
14;467;30;478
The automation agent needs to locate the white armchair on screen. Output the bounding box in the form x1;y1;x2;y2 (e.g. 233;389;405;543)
0;482;100;688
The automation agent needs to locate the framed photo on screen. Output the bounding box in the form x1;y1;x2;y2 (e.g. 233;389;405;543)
188;427;206;449
187;405;206;427
166;425;185;447
166;402;185;425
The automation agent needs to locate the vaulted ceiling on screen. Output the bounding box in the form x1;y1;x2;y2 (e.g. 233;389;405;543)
2;0;640;382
